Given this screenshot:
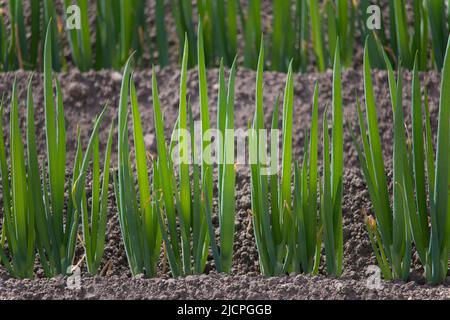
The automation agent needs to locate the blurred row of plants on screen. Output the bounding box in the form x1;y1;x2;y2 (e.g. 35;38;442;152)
0;0;449;72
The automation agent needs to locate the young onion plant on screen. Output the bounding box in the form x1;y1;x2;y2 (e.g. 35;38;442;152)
72;117;114;275
271;0;308;72
26;22;79;277
1;1;63;71
117;24;237;277
154;25;237;275
44;1;63;71
153;38;211;276
63;0;92;72
1;0;41;70
250;39;343;276
391;0;429;70
0;22;111;278
172;0;239;68
116;55;162;277
358;0;390;69
97;0;151;69
310;0;356;71
351;39;450;283
66;0;157;70
0;79;37;279
426;0;449;70
204;57;237;273
171;0;196;68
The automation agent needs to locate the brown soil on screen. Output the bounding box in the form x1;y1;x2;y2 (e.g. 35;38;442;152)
0;66;448;300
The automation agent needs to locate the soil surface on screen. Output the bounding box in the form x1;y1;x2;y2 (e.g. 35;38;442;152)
0;66;449;300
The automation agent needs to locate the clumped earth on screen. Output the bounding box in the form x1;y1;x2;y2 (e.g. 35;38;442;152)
0;66;449;300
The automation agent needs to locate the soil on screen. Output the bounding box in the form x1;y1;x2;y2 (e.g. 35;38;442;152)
0;66;449;300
